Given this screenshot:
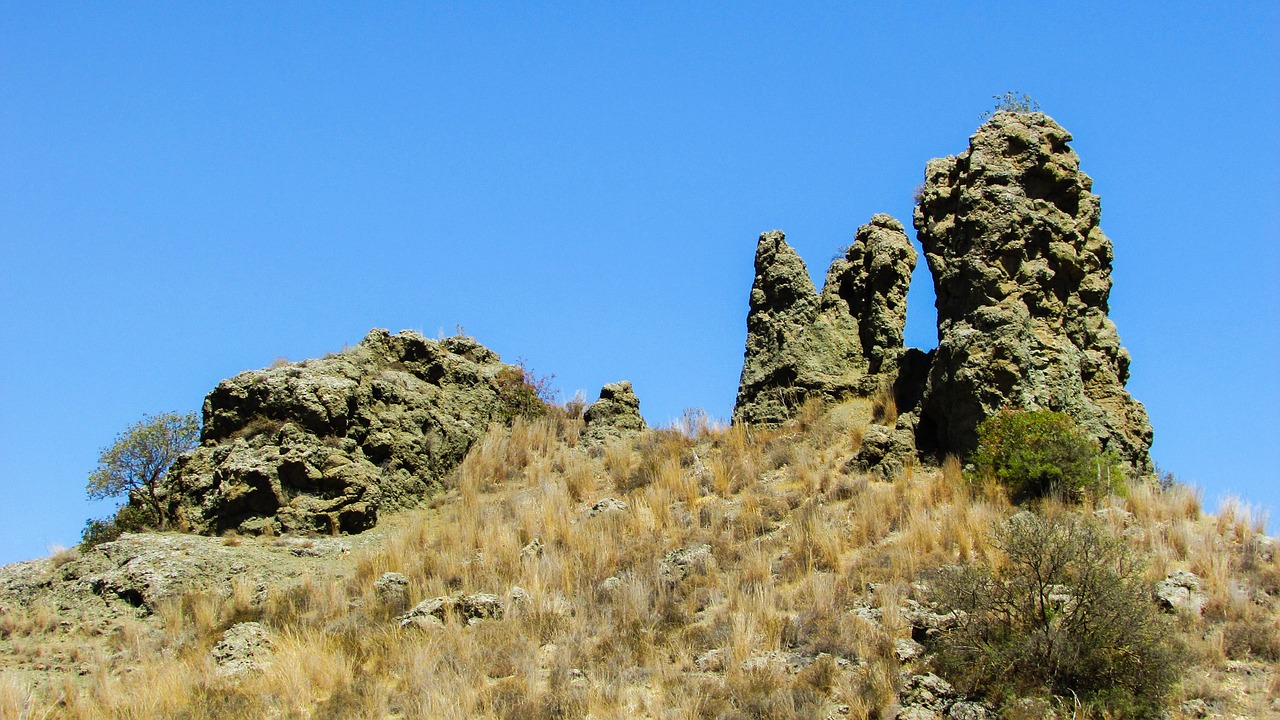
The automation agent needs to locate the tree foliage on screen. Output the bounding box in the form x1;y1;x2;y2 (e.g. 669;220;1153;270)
85;411;200;532
970;408;1122;503
930;512;1180;716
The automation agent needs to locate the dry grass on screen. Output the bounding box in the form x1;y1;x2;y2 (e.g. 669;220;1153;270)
7;401;1278;718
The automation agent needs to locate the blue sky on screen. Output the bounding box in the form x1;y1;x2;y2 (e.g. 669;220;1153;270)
2;2;1277;563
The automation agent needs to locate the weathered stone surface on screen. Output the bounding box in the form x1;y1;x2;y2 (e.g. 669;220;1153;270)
398;591;507;629
820;215;919;375
162;329;521;535
658;543;714;583
586;497;628;517
1155;569;1206;615
211;622;273;677
734;217;916;425
374;572;410;611
848;416;919;479
0;532;361;640
581;381;646;445
914;111;1152;470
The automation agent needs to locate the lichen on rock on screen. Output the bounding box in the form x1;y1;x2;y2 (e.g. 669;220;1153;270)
161;329;522;536
913;111;1153;470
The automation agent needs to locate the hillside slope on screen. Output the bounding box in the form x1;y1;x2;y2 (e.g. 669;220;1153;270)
2;402;1276;719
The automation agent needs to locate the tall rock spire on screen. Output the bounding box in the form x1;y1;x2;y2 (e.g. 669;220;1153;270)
734;217;916;425
913;111;1153;470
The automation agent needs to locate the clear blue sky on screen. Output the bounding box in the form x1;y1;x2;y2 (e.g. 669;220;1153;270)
2;2;1277;563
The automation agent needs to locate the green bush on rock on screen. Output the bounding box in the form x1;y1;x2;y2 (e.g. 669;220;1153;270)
970;408;1124;504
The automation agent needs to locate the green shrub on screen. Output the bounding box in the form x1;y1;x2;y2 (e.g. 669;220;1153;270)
80;503;160;549
970;408;1123;503
929;512;1180;717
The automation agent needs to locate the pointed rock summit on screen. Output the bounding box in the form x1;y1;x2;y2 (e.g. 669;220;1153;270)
581;381;646;445
914;111;1153;469
734;216;916;425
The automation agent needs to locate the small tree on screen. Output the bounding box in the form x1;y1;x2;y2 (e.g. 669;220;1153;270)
86;411;200;531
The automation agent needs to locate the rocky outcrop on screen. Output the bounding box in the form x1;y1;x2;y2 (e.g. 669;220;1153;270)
914;111;1153;469
212;622;273;677
163;329;522;535
581;381;646;445
734;216;917;425
820;215;920;374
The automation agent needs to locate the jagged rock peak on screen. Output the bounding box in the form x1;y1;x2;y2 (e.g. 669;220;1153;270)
581;381;646;445
734;219;916;425
914;111;1153;470
820;214;917;374
163;329;521;535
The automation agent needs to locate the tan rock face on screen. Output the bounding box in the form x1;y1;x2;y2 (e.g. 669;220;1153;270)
914;111;1152;469
733;216;916;425
163;329;519;535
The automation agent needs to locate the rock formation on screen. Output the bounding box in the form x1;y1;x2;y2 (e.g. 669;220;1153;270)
581;381;646;445
914;111;1153;469
733;215;916;425
162;329;521;535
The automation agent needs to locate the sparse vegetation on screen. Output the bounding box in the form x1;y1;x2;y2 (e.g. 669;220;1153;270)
929;511;1180;716
495;359;558;422
981;90;1041;119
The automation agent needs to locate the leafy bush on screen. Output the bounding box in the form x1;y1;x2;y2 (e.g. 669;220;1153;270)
929;512;1180;717
80;503;159;549
970;408;1123;503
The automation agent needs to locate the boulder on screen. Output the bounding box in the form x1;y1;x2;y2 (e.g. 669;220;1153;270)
581;381;646;445
211;621;273;677
1155;569;1206;615
913;111;1153;470
161;329;522;536
734;216;917;425
398;591;507;628
659;543;714;583
374;572;410;611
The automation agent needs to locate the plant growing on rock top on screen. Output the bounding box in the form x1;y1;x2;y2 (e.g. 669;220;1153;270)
929;512;1180;717
83;411;200;545
969;408;1124;504
981;90;1040;119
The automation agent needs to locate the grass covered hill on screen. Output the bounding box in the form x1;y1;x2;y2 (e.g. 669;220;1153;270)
2;397;1277;719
